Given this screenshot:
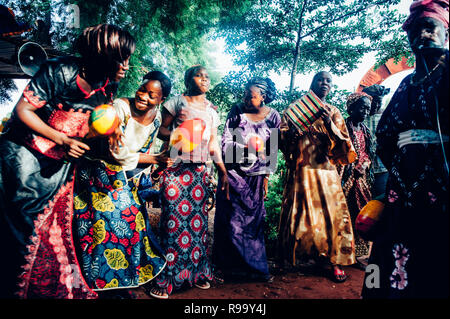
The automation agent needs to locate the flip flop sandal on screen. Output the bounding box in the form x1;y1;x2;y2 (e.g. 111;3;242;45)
332;267;348;283
212;274;225;284
194;281;211;290
265;275;275;283
149;287;169;299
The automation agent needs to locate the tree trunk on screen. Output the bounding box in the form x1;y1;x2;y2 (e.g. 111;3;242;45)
289;0;308;94
35;2;52;46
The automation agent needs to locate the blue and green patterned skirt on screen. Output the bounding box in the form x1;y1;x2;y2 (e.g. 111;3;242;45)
73;159;166;291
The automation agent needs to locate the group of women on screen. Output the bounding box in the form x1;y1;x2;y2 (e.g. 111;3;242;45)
0;28;359;297
1;0;448;299
0;22;277;299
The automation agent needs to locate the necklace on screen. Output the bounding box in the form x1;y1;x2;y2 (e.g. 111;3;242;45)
410;54;445;86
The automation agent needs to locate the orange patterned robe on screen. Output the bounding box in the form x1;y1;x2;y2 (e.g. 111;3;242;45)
278;103;357;266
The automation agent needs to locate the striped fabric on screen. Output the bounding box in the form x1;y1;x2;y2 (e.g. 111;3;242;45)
285;90;325;132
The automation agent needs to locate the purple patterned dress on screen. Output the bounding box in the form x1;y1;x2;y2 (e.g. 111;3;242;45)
213;104;280;279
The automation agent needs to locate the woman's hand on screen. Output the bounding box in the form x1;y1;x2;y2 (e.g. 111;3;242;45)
320;105;333;127
154;152;175;167
108;126;124;154
15;98;90;159
220;172;230;201
61;134;90;158
263;176;269;200
280;120;302;141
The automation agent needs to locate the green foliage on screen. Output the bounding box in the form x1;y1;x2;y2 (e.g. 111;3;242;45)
4;0;248;100
217;0;407;92
373;33;415;70
327;86;352;118
264;151;286;255
0;79;17;105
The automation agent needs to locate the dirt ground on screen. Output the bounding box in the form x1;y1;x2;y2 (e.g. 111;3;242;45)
134;206;365;300
131;265;365;300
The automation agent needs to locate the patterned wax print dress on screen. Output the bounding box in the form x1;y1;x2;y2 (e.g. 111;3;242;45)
277;102;357;267
155;95;220;295
72;98;166;292
213;103;280;280
0;56;114;299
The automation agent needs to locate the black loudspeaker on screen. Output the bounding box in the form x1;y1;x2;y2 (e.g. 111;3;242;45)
18;42;48;76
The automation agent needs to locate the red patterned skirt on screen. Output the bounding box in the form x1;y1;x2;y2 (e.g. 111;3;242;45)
155;163;212;294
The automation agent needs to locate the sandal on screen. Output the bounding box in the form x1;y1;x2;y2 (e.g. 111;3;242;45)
213;274;225;284
212;270;225;284
264;274;275;283
148;287;169;299
194;280;211;290
332;266;348;283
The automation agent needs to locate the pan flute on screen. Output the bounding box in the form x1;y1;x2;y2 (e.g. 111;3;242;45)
284;90;325;132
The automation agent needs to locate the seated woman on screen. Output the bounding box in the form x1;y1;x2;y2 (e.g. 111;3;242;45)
213;77;280;283
72;71;172;297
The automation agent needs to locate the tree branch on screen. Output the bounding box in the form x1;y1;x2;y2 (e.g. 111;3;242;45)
299;0;393;40
289;0;308;92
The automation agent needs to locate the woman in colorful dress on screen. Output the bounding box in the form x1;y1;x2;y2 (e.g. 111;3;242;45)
112;70;173;206
112;71;172;175
277;71;357;282
148;65;229;299
339;92;375;268
212;77;280;283
0;24;134;299
362;0;449;298
72;71;171;297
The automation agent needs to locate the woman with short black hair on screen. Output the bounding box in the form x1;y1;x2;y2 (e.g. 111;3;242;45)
72;70;172;297
277;71;357;283
149;65;229;299
0;24;135;299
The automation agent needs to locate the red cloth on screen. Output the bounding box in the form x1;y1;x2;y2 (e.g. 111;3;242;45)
403;0;449;31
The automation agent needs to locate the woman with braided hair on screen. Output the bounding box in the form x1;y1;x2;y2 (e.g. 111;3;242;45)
212;77;280;283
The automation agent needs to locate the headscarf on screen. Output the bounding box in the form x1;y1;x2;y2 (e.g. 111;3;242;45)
245;77;277;104
346;92;373;113
362;84;390;98
402;0;449;31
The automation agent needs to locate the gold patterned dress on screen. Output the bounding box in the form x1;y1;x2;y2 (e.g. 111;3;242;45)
277;103;357;267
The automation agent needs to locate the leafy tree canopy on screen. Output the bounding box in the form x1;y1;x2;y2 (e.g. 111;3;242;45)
217;0;408;93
